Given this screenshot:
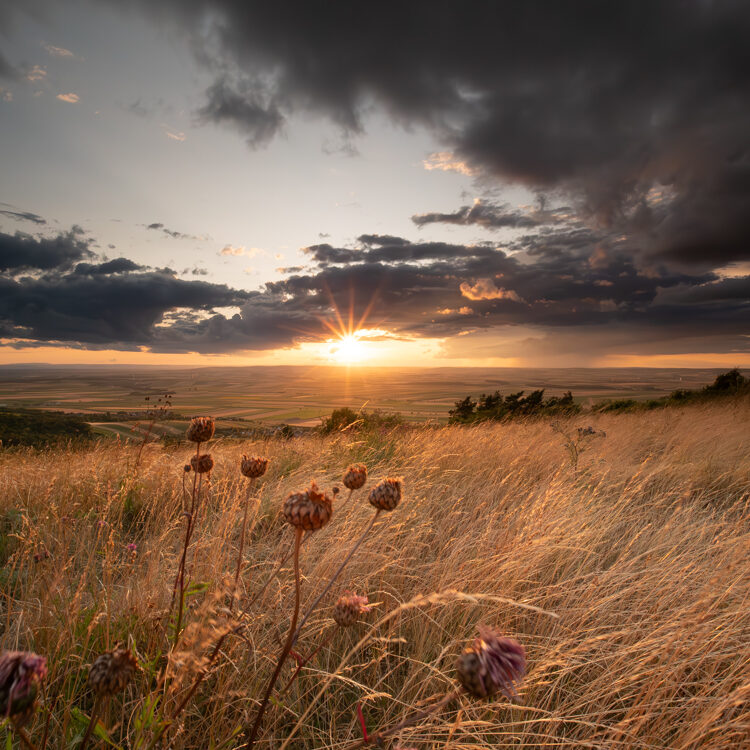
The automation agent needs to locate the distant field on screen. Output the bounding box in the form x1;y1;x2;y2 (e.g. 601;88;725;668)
0;364;734;426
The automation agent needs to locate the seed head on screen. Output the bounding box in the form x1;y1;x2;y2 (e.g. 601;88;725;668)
283;481;333;530
368;477;402;511
0;651;47;727
343;463;368;490
455;626;525;700
88;645;139;698
183;464;191;473
241;455;269;479
190;453;214;474
186;416;215;444
332;593;371;627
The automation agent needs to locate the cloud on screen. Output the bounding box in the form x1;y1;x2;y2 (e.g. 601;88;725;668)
0;224;747;358
0;229;93;272
0;205;46;225
220;245;246;256
197;76;284;148
422;152;477;176
25;65;46;83
43;44;75;58
412;199;570;231
460;279;524;303
145;222;199;240
56;92;79;103
122;0;750;271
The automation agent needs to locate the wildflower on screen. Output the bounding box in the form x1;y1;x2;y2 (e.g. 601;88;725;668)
186;416;215;444
126;543;137;560
88;645;138;698
240;455;269;479
183;464;191;473
368;477;402;511
0;650;47;727
455;626;525;700
190;453;214;474
283;481;333;530
343;463;367;490
332;593;371;627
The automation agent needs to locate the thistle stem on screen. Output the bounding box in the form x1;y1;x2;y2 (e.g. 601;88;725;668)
292;510;380;644
342;689;460;749
79;696;103;750
245;527;304;749
281;627;337;695
233;478;257;593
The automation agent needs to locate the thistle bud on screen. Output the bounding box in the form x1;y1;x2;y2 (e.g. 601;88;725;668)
332;593;371;627
342;463;367;490
240;455;269;479
455;626;525;700
190;453;214;474
283;481;333;530
0;651;47;727
368;477;402;511
186;416;215;444
88;645;139;698
183;464;191;473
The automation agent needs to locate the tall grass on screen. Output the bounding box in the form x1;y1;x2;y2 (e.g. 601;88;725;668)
1;398;749;748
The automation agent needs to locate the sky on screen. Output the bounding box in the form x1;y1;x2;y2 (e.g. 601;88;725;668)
1;0;749;368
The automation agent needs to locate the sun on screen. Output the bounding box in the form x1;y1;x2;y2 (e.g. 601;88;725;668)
330;332;368;364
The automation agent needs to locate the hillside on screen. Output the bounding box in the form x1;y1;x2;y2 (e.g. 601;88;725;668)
1;399;748;748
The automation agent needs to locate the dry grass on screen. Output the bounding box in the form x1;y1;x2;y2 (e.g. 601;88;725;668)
1;399;749;748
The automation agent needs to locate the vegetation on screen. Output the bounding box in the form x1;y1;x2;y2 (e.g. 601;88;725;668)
593;367;749;412
449;389;580;423
450;368;748;423
320;406;404;434
1;397;748;748
0;408;92;448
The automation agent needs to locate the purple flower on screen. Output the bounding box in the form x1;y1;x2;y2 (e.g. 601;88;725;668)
126;543;137;554
456;626;526;700
0;651;48;726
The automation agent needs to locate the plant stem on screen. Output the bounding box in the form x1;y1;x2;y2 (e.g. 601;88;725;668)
292;510;380;644
233;478;257;594
79;696;103;750
281;627;337;695
244;527;304;749
342;689;460;749
171;443;202;647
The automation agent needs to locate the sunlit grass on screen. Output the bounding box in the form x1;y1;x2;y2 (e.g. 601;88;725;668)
1;398;748;747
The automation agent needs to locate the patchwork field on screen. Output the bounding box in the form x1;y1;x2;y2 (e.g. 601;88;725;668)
0;365;730;427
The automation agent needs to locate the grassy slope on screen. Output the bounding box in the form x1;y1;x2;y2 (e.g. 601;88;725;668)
1;399;748;748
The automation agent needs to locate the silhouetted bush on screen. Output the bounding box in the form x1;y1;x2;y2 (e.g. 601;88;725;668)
449;389;580;424
320;407;403;434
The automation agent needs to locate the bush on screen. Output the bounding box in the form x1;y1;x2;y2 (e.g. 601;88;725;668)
320;407;403;434
449;389;580;424
0;409;93;448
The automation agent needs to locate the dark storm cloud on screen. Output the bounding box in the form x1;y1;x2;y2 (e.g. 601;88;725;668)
124;0;750;270
0;205;47;225
412;201;570;231
0;229;93;272
1;227;747;357
196;77;284;148
73;258;145;275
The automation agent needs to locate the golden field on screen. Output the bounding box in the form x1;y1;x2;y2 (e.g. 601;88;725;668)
1;398;749;748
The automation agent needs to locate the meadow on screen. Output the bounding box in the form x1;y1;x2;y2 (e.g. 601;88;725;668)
1;396;749;748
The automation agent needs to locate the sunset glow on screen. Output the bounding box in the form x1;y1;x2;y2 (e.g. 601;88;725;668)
329;332;368;365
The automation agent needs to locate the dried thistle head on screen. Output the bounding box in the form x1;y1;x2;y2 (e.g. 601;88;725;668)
88;645;139;698
190;453;214;474
183;464;191;473
0;650;47;727
343;463;368;490
368;477;402;511
240;455;269;479
283;481;333;530
186;416;215;444
455;626;525;700
332;593;371;627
